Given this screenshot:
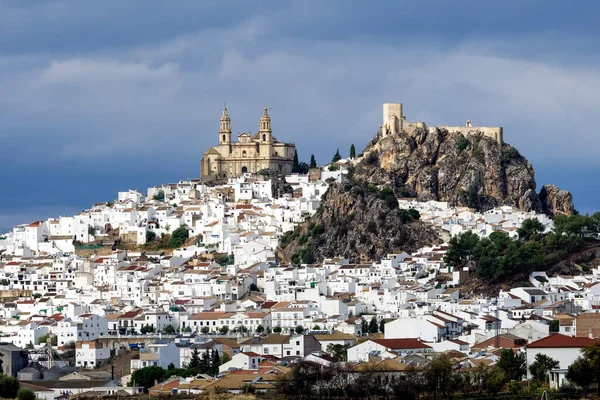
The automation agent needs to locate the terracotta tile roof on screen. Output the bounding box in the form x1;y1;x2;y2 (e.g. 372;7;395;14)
527;334;595;348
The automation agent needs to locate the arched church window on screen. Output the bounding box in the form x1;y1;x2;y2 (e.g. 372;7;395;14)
262;134;266;141
222;135;226;142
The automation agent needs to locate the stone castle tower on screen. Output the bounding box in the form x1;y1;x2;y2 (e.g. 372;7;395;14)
381;103;503;144
200;106;296;179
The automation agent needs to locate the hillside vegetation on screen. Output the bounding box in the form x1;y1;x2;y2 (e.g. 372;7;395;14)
445;213;600;283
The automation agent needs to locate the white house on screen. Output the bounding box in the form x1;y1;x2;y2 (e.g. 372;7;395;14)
219;352;263;373
347;338;433;362
76;340;111;368
525;334;594;380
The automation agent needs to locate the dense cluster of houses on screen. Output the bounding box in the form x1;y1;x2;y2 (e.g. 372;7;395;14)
0;167;597;396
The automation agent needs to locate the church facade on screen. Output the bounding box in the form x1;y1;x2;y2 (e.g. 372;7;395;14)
200;107;296;179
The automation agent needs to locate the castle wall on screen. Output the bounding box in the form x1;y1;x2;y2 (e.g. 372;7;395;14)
441;126;503;144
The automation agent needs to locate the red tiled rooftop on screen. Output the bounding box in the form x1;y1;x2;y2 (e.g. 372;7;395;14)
527;334;595;348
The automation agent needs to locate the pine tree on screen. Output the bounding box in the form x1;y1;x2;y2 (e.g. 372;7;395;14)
379;319;386;334
199;349;210;373
369;317;379;334
188;347;201;369
292;150;300;173
209;349;221;376
360;318;368;336
332;149;341;163
309;154;317;169
350;144;356;159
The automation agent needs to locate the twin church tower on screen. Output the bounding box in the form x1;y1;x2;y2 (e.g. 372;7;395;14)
200;106;296;179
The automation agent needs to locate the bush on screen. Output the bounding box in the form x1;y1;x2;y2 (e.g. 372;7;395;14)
457;135;469;151
146;231;156;242
0;375;19;398
365;152;379;165
168;226;189;248
17;388;36;400
502;147;521;163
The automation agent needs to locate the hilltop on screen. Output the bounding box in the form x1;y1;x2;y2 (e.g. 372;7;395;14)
353;125;574;215
278;180;438;263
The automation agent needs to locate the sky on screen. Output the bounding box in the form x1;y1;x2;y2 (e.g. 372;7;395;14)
1;0;599;232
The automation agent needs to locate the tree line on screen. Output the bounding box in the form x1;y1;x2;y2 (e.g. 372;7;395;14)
275;349;580;400
444;216;594;282
130;348;230;391
291;144;358;174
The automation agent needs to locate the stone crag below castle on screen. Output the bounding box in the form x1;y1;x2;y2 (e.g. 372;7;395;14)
353;103;574;215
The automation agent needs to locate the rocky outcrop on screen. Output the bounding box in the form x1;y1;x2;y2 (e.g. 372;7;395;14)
278;181;438;263
353;126;573;214
539;184;575;216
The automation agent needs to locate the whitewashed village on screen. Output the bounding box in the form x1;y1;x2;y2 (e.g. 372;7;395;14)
0;105;598;399
0;160;597;397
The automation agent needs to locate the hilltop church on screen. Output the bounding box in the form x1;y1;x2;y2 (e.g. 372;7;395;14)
200;107;296;179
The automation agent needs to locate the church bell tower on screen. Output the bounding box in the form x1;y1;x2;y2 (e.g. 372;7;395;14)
259;107;272;143
219;106;232;145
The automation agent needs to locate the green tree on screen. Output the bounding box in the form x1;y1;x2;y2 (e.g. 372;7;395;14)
168;226;189;248
423;354;461;399
292;150;300;173
326;343;349;361
517;218;545;241
209;349;221;376
529;353;559;382
309;154;317;169
163;325;176;334
379;319;386;334
146;231;156;243
199;350;210;373
38;334;58;346
368;317;379;334
152;190;165;202
295;325;305;335
201;326;210;334
17;388;36;400
219;325;229;335
444;231;480;268
567;341;600;393
130;366;165;390
332;148;341;163
273;326;282;334
360;318;368;336
350;144;356;159
548;320;559;332
0;375;19;399
188;348;201;369
566;356;594;391
255;325;264;334
497;349;526;381
220;353;231;365
140;325;155;334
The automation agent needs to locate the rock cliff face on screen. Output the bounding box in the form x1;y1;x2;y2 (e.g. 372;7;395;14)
353;127;574;214
539;184;575;216
278;181;438;263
